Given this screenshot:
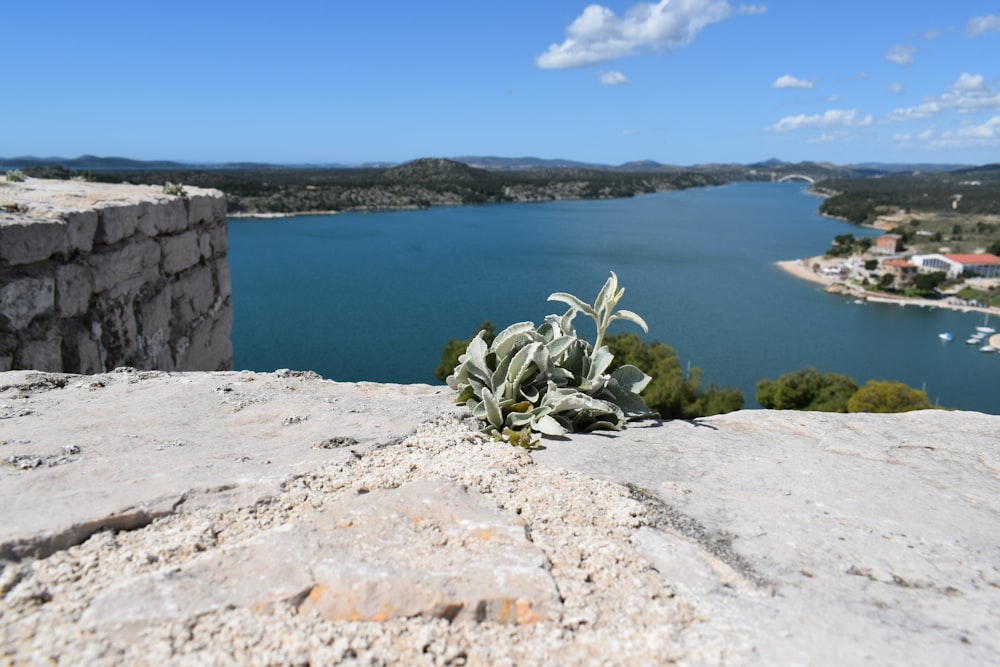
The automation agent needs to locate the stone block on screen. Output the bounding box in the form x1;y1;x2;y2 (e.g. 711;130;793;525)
160;230;201;275
95;203;143;245
15;334;62;372
137;285;173;370
0;221;66;265
55;263;92;317
89;238;161;298
208;218;229;254
186;192;224;225
64;210;99;254
299;480;558;625
214;258;232;300
0;276;55;329
137;198;188;237
172;265;216;324
81;480;557;639
177;300;232;371
74;335;104;374
198;232;212;260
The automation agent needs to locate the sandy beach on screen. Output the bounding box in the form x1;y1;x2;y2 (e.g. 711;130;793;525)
775;257;1000;317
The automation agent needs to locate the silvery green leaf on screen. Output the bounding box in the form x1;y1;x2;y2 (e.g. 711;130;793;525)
548;292;596;318
507;411;535;428
593;273;618;315
603;381;652;417
491;321;536;358
559;308;577;336
481;388;503;429
519;382;540;403
590;346;614;378
466;331;489;368
611;364;652;394
545;335;576;359
532;414;567;436
608;309;649;333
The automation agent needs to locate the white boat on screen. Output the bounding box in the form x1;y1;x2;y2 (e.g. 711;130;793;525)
939;332;953;341
977;312;996;334
980;345;996;353
966;337;983;344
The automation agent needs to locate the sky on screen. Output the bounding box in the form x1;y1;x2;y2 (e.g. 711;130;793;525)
3;1;999;166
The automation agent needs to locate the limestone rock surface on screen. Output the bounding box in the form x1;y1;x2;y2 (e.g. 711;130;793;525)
1;369;997;666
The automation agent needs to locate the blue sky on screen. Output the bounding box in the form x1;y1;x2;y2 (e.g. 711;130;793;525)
4;1;999;166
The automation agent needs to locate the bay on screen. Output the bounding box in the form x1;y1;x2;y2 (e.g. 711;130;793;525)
228;182;1000;414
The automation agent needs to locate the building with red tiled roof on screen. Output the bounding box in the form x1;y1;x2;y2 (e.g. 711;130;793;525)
910;253;1000;278
882;259;918;288
875;234;904;254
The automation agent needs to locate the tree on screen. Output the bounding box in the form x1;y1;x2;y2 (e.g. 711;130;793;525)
864;259;878;271
756;367;858;412
987;239;1000;256
604;333;743;419
847;380;933;413
878;273;896;290
912;271;946;294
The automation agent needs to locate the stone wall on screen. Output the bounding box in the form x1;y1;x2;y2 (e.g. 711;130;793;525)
0;179;232;372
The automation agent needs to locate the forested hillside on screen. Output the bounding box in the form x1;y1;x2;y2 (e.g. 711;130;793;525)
817;165;1000;224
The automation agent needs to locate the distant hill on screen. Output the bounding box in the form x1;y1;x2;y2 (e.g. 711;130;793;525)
450;156;605;171
847;162;973;174
379;158;491;183
1;154;985;177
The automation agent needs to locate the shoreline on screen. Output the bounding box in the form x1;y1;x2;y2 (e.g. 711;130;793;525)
775;257;1000;317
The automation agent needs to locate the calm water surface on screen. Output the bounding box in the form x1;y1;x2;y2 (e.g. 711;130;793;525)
229;183;1000;413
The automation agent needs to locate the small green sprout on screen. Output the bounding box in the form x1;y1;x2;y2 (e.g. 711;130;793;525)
5;170;26;183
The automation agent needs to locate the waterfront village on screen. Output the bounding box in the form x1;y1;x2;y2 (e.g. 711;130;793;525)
779;209;1000;348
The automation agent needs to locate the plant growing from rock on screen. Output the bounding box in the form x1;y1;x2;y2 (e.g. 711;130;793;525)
163;181;187;196
447;272;656;444
5;169;26;183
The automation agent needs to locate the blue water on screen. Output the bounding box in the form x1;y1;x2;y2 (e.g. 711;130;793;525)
229;183;1000;414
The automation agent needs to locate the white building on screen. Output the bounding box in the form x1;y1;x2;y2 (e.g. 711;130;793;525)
910;253;1000;279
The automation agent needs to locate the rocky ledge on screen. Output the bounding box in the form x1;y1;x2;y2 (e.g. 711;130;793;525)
1;369;997;665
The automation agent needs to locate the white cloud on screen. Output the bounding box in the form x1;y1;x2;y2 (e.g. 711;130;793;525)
622;129;636;136
885;101;941;122
826;93;841;103
886;72;1000;122
885;44;916;66
889;82;905;95
772;74;813;89
924;29;941;40
737;4;767;14
600;70;630;85
536;0;732;69
928;117;1000;148
957;116;1000;139
769;109;873;132
807;132;845;144
967;15;1000;37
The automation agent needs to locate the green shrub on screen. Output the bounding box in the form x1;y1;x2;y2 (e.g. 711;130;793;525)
757;367;858;412
446;272;655;444
4;169;26;183
605;333;743;418
847;380;934;413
